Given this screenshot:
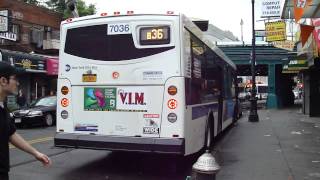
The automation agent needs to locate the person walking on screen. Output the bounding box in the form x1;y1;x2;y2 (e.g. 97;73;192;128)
16;89;26;108
0;62;51;180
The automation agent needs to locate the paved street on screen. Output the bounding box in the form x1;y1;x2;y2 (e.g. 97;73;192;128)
10;127;195;180
9;103;320;180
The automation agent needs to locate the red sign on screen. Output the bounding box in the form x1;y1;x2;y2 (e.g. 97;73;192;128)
46;58;59;75
143;114;160;118
120;92;145;105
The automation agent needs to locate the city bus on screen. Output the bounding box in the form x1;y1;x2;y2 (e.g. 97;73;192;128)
54;11;239;156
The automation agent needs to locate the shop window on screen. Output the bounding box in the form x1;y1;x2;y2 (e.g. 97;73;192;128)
11;24;20;41
31;26;44;48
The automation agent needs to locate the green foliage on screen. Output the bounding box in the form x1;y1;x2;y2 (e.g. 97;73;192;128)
45;0;66;14
45;0;96;19
23;0;40;5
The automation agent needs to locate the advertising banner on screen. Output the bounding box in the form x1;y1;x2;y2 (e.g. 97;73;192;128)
312;18;320;54
84;87;148;112
265;21;286;42
261;0;281;18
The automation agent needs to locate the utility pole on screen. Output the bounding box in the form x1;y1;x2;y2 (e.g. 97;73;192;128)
240;18;244;45
248;0;259;122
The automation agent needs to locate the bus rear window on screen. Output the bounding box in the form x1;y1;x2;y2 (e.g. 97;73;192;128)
64;24;174;61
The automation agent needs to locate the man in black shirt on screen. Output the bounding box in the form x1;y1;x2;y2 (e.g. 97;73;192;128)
0;62;51;179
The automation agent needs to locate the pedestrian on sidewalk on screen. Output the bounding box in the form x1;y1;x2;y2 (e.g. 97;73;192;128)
16;89;26;108
0;62;51;180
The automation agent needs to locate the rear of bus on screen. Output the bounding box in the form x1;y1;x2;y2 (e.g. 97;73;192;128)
54;13;186;154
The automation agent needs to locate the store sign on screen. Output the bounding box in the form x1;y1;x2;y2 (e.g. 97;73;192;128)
14;57;45;72
265;21;286;42
272;40;295;51
0;10;9;32
261;0;281;18
0;50;47;73
282;60;308;73
0;32;17;41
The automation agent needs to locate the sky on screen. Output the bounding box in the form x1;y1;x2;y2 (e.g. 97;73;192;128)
83;0;276;43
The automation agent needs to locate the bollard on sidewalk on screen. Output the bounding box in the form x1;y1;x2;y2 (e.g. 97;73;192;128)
190;150;220;180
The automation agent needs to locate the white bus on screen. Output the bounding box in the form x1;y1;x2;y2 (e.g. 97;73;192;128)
54;11;239;156
256;83;268;100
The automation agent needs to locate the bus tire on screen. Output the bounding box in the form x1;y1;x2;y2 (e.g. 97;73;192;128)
204;112;214;150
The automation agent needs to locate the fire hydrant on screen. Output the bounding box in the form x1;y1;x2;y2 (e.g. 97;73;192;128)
191;150;220;180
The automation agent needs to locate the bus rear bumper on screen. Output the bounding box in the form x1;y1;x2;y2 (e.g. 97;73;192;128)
54;133;185;155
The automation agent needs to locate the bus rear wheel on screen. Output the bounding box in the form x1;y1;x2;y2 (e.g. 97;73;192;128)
204;112;214;150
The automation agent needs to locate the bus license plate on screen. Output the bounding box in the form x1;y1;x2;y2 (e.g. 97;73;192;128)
15;118;21;123
82;74;97;82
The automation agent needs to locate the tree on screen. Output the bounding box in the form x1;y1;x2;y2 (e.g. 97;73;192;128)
45;0;96;19
45;0;66;15
23;0;40;5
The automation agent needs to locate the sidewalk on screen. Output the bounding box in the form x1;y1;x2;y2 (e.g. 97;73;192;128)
215;107;320;180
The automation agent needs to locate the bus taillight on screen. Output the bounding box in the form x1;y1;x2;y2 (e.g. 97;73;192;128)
167;113;177;123
168;86;177;95
127;11;134;15
100;12;108;16
61;98;69;107
61;110;69;119
167;99;177;109
66;18;73;23
114;11;120;16
61;86;69;95
167;11;174;15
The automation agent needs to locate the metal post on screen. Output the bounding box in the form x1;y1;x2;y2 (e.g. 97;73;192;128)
240;19;244;46
248;0;259;122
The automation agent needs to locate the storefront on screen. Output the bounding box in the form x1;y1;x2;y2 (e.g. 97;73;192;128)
0;49;58;110
294;24;320;117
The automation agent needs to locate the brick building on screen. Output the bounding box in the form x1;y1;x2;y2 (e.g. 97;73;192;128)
0;0;62;54
0;0;62;109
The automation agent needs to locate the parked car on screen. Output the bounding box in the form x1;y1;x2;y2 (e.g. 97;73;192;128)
10;96;57;127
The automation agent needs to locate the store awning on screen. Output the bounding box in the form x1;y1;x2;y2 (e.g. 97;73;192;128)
46;57;58;75
0;49;46;73
281;0;320;19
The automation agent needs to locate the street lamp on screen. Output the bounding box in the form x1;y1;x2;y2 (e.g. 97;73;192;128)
248;0;259;122
65;0;79;18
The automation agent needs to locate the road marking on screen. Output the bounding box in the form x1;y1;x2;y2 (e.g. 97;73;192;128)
9;136;53;149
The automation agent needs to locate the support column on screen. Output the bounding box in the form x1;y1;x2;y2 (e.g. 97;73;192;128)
267;64;278;108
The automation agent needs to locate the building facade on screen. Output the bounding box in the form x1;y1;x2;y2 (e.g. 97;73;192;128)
0;0;61;110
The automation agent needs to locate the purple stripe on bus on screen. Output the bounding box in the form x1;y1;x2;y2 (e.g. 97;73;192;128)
192;103;219;120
